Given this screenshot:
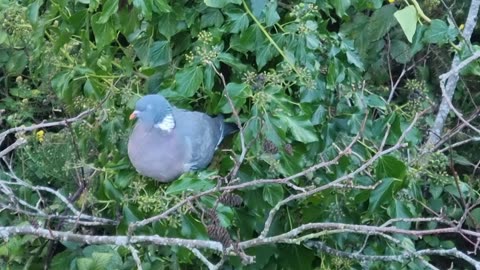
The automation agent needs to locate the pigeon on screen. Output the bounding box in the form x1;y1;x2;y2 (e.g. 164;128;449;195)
127;94;237;182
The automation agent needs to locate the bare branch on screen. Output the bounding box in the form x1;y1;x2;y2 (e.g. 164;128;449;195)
425;0;480;148
128;245;143;270
0;225;223;251
305;241;480;269
0;109;93;146
0;138;27;158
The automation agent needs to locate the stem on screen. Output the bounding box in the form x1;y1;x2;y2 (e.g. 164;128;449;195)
242;0;300;76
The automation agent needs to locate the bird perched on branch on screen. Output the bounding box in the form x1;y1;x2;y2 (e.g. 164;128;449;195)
127;94;237;182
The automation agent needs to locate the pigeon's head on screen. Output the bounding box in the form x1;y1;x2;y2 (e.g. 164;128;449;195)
130;94;175;132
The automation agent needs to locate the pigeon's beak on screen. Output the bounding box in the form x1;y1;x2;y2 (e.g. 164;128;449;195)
129;111;138;120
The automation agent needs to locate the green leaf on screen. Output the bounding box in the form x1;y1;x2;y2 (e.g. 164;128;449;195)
51;250;78;270
445;182;470;199
256;43;278;69
158;12;178;39
251;0;267;17
230;25;258;53
149;40;171;67
51;71;75;100
306;34;321;50
91;13;116;48
27;0;42;24
423;19;457;44
367;4;397;41
346;50;364;70
201;8;225;28
0;31;7;45
330;0;351;17
153;0;172;13
226;8;249;33
181;214;208;239
204;0;241;8
394;5;417;43
390;39;412;64
122;205;140;223
388;199;413;229
175;66;203;97
6;51;28;75
132;0;153;19
467;208;480;228
218;83;252;113
103;179;123;201
264;1;280;26
376;155;407;180
76;258;94;270
369;178;402;211
98;0;118;24
91;252;114;270
281;116;318;143
218;52;249;71
366;94;387;109
263;184;284;206
166;176;215;194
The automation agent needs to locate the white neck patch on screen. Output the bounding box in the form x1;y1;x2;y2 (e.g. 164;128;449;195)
154;114;175;132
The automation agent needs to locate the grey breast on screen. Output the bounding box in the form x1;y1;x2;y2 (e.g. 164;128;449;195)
127;122;188;182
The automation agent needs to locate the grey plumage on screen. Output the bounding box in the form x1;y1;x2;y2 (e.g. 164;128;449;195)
127;94;236;182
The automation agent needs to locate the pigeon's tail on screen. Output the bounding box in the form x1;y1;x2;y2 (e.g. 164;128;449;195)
222;122;239;137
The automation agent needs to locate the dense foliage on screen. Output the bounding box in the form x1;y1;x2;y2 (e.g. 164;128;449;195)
1;0;479;269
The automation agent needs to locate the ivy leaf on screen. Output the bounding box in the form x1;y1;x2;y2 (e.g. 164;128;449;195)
149;40;171;67
218;83;252;113
346;50;364;70
281;115;318;143
423;19;458;44
175;66;203;97
256;43;279;69
51;71;74;101
330;0;351;17
251;0;267;17
166;175;215;194
76;258;93;270
153;0;172;13
97;0;118;24
6;51;28;75
263;184;284;206
367;4;397;41
387;199;413;229
158;12;178;39
91;13;116;48
394;5;417;43
390;39;412;64
204;0;241;8
369;178;402;211
264;1;280;26
376;155;407;180
27;0;42;24
181;214;208;239
230;25;258;53
132;0;153;19
226;8;249;33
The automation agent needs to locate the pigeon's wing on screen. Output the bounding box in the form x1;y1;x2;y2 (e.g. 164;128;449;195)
173;108;224;170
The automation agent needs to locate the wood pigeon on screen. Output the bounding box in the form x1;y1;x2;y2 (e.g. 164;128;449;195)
127;94;237;182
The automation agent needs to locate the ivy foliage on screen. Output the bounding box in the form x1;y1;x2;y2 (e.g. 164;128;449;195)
0;0;479;269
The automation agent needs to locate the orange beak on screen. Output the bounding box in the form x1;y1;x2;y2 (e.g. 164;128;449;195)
129;111;137;120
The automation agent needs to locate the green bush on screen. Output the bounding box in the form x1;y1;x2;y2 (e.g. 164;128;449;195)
1;0;479;269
